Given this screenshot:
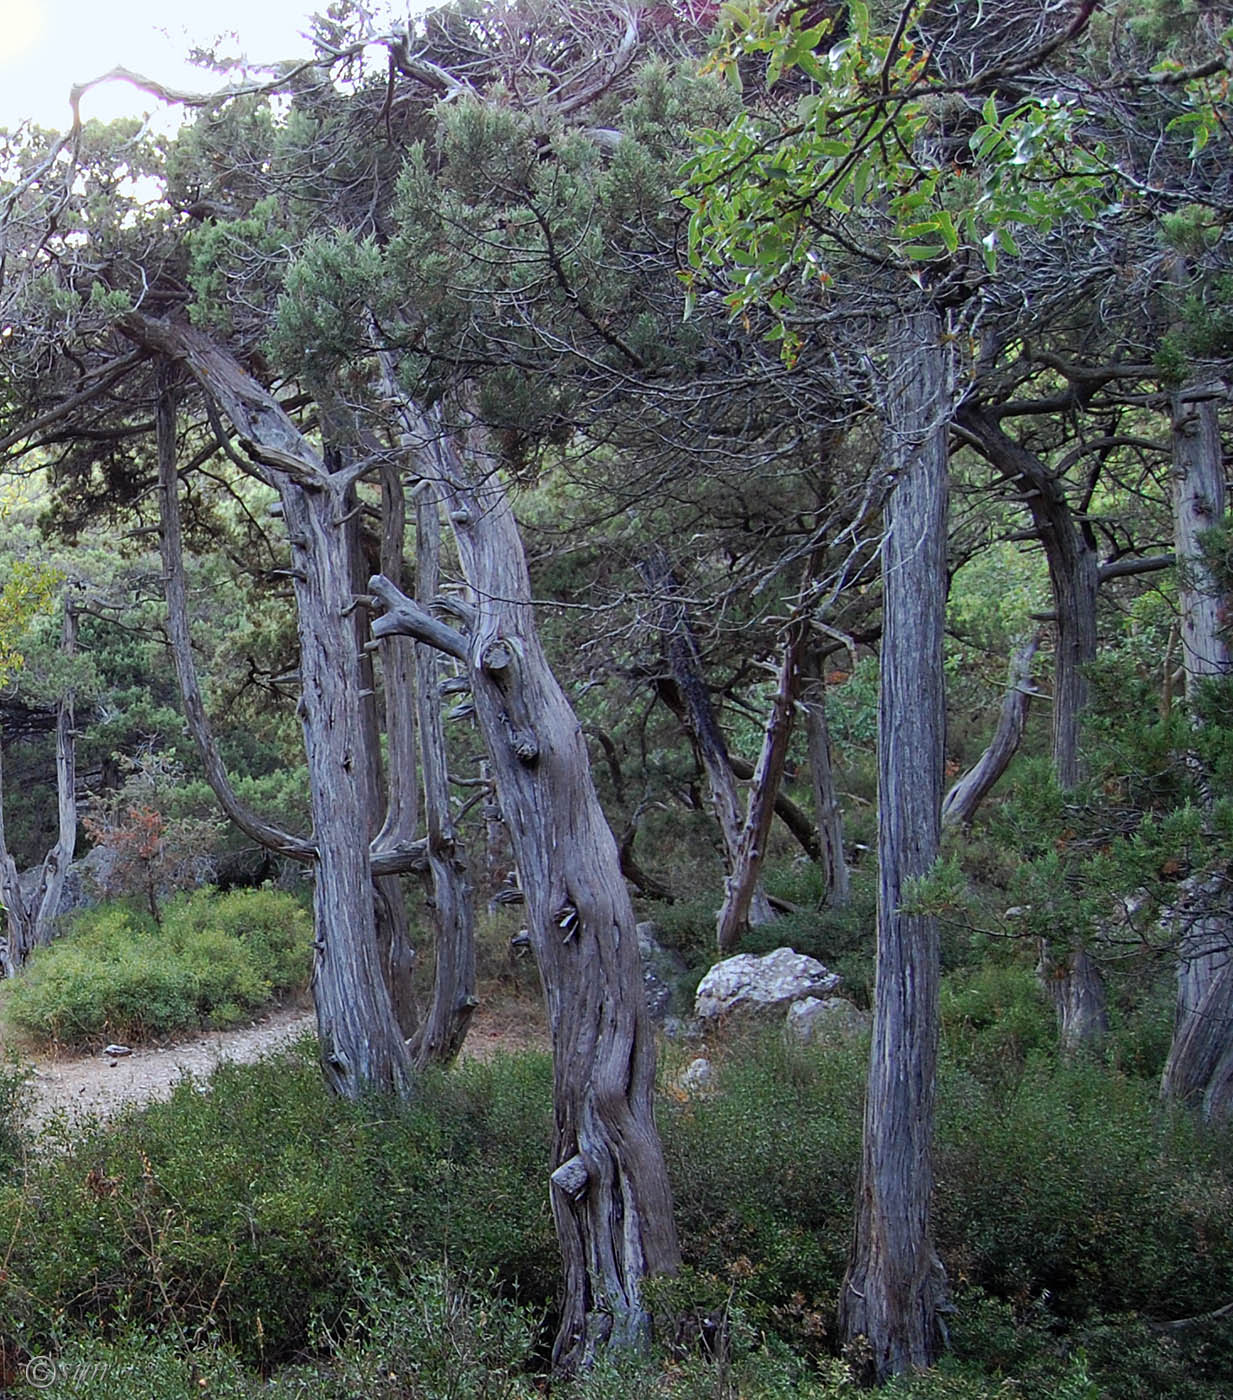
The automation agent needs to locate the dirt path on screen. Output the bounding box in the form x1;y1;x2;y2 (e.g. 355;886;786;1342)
18;995;549;1127
22;1004;317;1127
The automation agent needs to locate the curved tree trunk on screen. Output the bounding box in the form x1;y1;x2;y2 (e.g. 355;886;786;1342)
373;408;679;1374
1162;875;1233;1121
0;600;78;976
956;406;1099;790
840;308;949;1380
943;633;1040;829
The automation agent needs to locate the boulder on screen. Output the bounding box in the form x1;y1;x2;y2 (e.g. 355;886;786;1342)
677;1056;715;1096
637;921;688;1023
694;947;840;1022
786;996;870;1045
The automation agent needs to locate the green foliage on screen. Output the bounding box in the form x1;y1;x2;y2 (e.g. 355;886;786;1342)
0;1051;31;1180
940;959;1055;1072
1;889;312;1047
681;0;1112;352
0;1047;558;1369
936;1060;1233;1322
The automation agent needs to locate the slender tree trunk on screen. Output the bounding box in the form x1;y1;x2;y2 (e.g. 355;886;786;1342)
715;621;806;950
840;308;949;1380
943;633;1040;829
803;648;849;906
409;482;477;1066
373;409;679;1374
0;601;78;975
134;328;413;1098
641;557;775;933
367;461;418;1041
1162;391;1231;1117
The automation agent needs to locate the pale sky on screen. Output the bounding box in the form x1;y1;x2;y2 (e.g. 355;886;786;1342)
0;0;334;131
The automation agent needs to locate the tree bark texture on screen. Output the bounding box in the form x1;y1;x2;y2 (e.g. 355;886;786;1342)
408;483;477;1067
1038;941;1108;1056
1171;393;1228;697
803;648;849;906
135;326;413;1098
373;410;680;1373
942;633;1040;829
0;601;78;975
1161;875;1233;1122
640;557;775;934
957;405;1099;789
840;309;949;1380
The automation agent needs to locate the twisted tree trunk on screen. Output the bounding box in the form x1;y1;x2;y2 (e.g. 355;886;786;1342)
840;308;949;1380
372;408;679;1374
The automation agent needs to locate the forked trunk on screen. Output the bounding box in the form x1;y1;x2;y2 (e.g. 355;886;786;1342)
135;328;413;1098
715;621;806;950
372;411;679;1373
840;308;949;1380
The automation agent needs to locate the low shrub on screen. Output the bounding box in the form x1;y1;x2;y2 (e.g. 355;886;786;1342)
1;888;312;1048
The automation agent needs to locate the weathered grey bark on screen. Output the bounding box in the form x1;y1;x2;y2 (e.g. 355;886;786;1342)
730;753;821;863
803;648;849;907
372;407;679;1374
134;323;413;1098
1171;391;1228;697
369;460;419;1041
0;601;78;976
1161;392;1232;1118
641;557;775;934
407;483;477;1066
715;621;806;951
1162;876;1233;1122
840;309;949;1380
942;633;1041;829
957;406;1099;789
1038;941;1108;1056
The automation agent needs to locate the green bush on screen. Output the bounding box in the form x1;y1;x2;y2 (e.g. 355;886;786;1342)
1;888;312;1048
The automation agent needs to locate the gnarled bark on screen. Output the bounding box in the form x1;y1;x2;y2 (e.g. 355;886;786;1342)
840;308;949;1380
1162;876;1233;1122
943;633;1040;829
372;406;679;1374
0;600;78;976
137;326;412;1099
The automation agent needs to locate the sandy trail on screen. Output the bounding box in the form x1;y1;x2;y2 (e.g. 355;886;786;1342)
16;995;549;1127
